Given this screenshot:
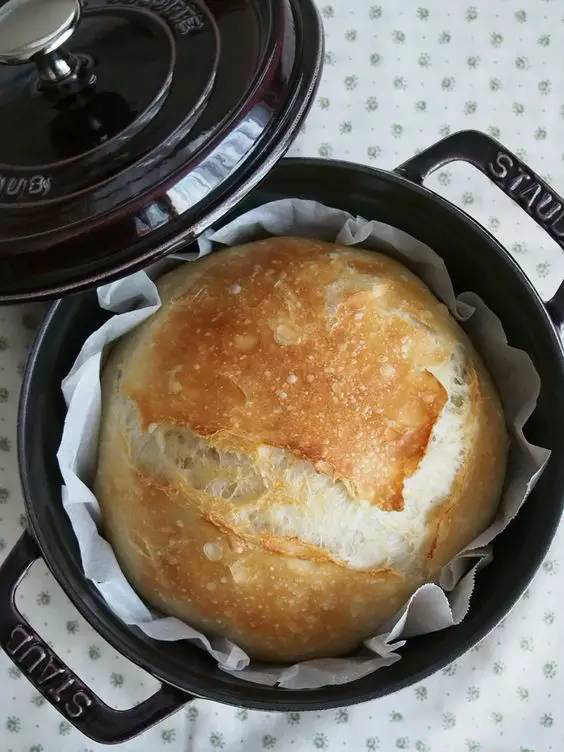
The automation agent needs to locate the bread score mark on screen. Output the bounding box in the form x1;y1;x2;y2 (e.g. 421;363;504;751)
124;345;471;573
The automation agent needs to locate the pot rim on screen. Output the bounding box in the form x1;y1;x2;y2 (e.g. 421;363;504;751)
15;155;564;709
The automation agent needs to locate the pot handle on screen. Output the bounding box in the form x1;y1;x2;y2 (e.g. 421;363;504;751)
395;129;564;329
0;533;192;744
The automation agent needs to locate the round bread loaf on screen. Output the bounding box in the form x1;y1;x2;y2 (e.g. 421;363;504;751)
95;237;507;663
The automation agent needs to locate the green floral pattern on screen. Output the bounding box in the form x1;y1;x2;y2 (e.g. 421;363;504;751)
0;1;563;750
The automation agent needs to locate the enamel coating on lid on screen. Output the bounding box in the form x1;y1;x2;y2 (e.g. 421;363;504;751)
0;0;323;302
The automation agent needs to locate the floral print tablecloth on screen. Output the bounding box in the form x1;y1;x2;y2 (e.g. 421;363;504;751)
2;1;564;750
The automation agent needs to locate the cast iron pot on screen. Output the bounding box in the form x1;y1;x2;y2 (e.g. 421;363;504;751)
2;130;564;744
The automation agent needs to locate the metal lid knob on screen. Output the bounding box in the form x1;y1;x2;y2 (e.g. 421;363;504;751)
0;0;81;65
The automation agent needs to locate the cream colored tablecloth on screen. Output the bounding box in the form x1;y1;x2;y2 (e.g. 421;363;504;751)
1;1;563;750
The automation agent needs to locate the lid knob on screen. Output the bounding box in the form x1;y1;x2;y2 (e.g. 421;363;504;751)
0;0;80;64
0;0;88;88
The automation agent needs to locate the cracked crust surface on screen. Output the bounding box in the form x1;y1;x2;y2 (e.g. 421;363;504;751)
95;237;507;662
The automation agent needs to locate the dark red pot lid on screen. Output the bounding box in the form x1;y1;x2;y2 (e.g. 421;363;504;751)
0;0;323;302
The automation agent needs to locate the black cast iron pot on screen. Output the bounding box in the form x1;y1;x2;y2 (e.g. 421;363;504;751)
2;130;564;744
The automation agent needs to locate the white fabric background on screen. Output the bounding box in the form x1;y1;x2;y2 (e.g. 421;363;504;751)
0;1;563;750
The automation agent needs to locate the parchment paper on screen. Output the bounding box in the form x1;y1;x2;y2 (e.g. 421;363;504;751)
57;199;550;689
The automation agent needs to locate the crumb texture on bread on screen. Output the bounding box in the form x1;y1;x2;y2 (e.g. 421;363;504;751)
95;237;507;662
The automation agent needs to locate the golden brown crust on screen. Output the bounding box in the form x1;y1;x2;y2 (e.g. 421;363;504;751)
125;238;451;510
423;353;507;572
95;237;508;662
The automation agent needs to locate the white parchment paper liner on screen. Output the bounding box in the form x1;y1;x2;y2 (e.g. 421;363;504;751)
57;199;550;689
